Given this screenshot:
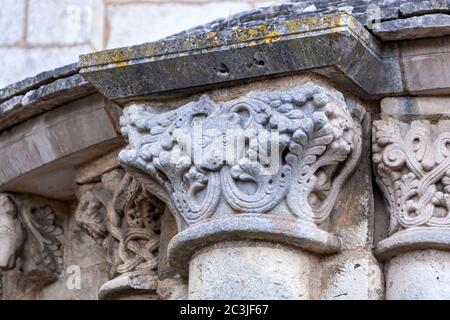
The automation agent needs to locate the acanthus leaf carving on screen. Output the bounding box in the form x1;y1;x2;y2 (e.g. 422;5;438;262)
0;193;64;283
119;83;363;231
373;119;450;235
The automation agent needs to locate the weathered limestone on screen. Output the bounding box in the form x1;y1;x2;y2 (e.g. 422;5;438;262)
7;0;450;301
188;241;318;300
79;12;400;101
75;167;165;299
0;193;64;298
118;80;364;299
373;14;450;41
373;97;450;300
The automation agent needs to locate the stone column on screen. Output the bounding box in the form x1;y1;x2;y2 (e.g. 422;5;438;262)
373;97;450;300
119;82;363;299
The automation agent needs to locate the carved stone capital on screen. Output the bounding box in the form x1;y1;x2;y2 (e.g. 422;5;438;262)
74;169;165;299
118;83;363;276
373;117;450;259
0;193;64;289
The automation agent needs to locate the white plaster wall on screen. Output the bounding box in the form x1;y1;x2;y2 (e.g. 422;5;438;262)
0;0;284;88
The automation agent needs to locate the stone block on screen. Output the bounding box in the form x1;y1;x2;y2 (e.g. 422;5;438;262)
0;0;25;46
386;250;450;300
320;251;384;300
27;0;94;46
381;96;450;120
374;14;450;41
399;1;450;18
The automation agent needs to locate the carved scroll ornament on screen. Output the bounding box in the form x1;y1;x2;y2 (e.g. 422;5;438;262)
0;194;63;279
374;119;450;235
119;83;363;231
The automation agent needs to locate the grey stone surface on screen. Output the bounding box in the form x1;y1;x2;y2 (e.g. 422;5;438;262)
381;96;450;120
168;215;341;278
0;74;96;132
165;0;408;38
399;1;450;17
0;0;25;46
375;228;450;261
189;241;318;300
0;63;79;104
80;12;402;101
386;250;450;299
374;13;450;41
98;272;158;300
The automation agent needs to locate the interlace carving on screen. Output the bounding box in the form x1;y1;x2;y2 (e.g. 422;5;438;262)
119;83;363;228
373;119;450;235
75;172;164;279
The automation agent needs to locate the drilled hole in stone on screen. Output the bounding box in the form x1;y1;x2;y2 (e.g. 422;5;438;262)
216;63;230;77
254;58;265;67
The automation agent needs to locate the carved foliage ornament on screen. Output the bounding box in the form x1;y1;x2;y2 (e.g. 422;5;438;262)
75;172;164;279
0;194;63;275
374;119;450;235
119;84;363;228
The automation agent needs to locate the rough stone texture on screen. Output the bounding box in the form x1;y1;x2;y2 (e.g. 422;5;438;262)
188;241;319;300
0;74;97;132
386;250;450;300
98;272;159;300
80;12;402;101
0;0;25;46
374;14;450;41
0;63;79;104
399;1;450;18
75;149;121;185
320;252;383;300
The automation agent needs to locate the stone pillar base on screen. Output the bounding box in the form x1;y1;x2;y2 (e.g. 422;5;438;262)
188;240;318;300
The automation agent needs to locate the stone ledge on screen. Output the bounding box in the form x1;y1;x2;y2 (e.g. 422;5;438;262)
79;12;402;101
375;228;450;261
374;13;450;41
168;214;341;278
98;272;158;300
399;1;450;18
0;63;79;104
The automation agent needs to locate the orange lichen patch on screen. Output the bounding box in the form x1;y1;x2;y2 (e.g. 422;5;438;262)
115;61;130;68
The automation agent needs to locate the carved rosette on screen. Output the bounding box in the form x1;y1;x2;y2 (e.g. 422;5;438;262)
75;171;164;280
119;83;363;275
373;118;450;259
